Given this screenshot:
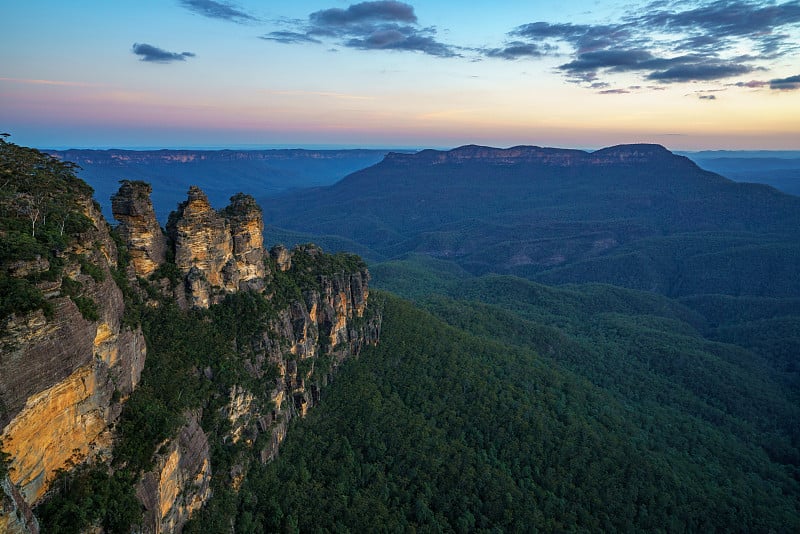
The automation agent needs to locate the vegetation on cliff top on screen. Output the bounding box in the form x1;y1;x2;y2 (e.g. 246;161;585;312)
0;136;97;325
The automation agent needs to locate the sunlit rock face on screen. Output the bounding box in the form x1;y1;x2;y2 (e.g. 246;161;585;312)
225;193;267;292
136;413;211;534
0;201;145;506
167;187;268;307
1;475;39;534
112;180;167;277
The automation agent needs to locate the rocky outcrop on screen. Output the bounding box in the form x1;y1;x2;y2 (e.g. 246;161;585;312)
242;254;378;462
167;187;268;308
223;193;267;293
0;200;146;505
136;413;211;534
112;180;167;277
1;147;380;533
1;476;38;534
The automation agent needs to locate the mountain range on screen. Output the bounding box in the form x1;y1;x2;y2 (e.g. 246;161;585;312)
260;143;800;298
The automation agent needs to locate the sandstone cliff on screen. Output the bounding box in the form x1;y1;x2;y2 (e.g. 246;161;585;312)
136;413;211;534
1;156;379;533
166;187;268;308
111;180;167;278
0;199;146;506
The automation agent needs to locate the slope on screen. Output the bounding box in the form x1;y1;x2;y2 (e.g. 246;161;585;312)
229;294;800;532
261;144;800;297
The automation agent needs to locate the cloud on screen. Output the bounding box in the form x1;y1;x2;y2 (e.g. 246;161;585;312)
641;1;800;40
770;73;800;89
132;43;196;63
731;79;769;87
598;88;630;94
260;31;321;44
310;1;417;26
484;42;545;59
648;61;754;81
698;94;717;99
179;0;256;23
488;0;800;88
264;1;457;57
345;28;455;56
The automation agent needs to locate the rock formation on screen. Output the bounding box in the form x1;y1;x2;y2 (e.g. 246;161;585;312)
136;414;211;534
0;171;379;533
167;187;268;307
112;180;167;277
0;200;146;506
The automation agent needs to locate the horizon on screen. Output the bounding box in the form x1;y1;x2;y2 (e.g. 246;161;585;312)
37;142;800;157
3;1;799;151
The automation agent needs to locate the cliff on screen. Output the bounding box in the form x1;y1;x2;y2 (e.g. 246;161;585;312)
382;143;692;168
1;141;379;534
166;187;267;308
111;180;167;277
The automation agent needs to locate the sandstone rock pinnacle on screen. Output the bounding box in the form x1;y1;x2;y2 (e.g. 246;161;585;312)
112;180;167;277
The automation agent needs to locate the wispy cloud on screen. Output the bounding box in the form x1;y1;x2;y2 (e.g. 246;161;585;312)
262;1;458;57
178;0;256;23
0;77;105;88
485;1;800;89
132;43;196;63
260;31;321;45
263;90;376;101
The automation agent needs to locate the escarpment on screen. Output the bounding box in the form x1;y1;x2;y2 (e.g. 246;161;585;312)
1;192;146;510
112;180;167;277
1;143;379;534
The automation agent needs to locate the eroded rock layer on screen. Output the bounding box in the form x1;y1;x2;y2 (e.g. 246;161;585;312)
136;414;211;534
167;187;267;307
0;201;146;505
112;180;167;277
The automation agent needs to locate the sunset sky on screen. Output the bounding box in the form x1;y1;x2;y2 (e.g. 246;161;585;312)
2;0;799;150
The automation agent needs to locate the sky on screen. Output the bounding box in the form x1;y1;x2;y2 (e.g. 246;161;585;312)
2;0;799;150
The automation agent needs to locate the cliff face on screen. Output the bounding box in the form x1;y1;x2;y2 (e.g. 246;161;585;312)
0;200;146;505
383;143;692;168
112;180;167;277
261;257;378;460
167;187;267;308
136;414;211;534
1;162;378;533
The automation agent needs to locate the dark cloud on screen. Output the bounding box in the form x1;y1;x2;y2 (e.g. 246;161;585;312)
488;0;800;88
648;61;754;81
310;1;416;26
730;79;769;87
513;22;632;54
132;43;195;63
265;1;456;57
559;49;654;73
598;88;630;94
484;41;545;59
770;73;800;89
698;94;717;99
641;0;800;39
179;0;256;23
260;31;321;44
345;27;454;56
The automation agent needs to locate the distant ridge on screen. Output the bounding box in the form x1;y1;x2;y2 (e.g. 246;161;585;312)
383;143;689;167
261;142;800;297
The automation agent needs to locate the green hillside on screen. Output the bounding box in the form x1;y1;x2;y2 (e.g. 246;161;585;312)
227;294;799;532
